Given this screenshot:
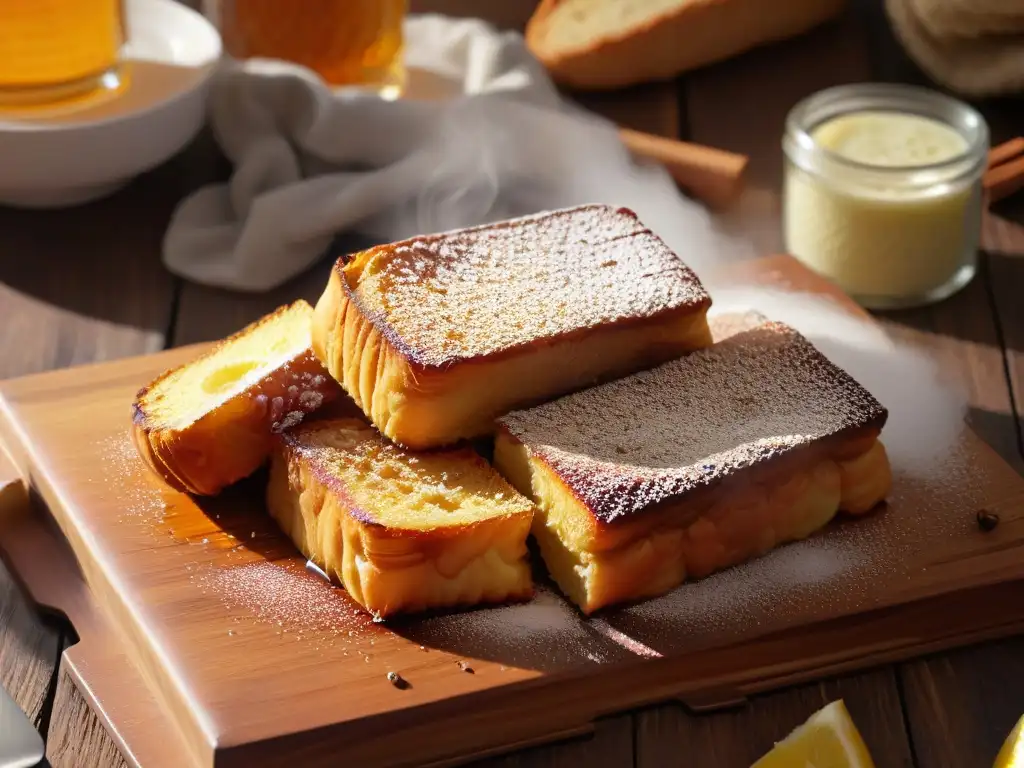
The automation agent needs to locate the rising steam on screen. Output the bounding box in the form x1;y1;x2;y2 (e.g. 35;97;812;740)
390;96;967;474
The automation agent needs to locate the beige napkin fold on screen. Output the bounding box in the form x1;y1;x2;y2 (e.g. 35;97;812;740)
886;0;1024;96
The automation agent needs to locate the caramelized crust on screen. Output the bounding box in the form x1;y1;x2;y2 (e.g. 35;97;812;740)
132;301;339;496
494;320;892;613
267;418;535;619
312;205;713;448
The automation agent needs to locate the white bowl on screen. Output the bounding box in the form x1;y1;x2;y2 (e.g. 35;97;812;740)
0;0;221;208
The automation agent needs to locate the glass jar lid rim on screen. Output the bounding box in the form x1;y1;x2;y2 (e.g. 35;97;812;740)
786;83;989;175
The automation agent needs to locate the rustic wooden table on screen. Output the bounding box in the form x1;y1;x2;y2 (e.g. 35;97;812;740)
2;1;1023;766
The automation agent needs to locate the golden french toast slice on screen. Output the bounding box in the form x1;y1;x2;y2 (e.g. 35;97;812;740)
312;204;713;449
132;301;340;496
267;418;535;619
494;319;891;614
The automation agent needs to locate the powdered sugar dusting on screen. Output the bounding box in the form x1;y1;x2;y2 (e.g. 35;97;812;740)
95;434;171;522
589;618;662;658
706;287;967;477
351;204;709;368
193;560;375;642
500;321;886;523
399;585;629;669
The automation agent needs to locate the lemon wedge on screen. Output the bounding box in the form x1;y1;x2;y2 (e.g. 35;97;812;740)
752;699;876;768
995;714;1024;768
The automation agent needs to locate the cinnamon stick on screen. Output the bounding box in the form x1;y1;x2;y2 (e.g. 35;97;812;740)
988;137;1024;170
985;155;1024;205
617;127;748;210
984;137;1024;204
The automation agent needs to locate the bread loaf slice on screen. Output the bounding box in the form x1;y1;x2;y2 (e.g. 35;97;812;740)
526;0;847;90
267;418;534;619
312;204;713;450
494;318;890;613
132;301;339;496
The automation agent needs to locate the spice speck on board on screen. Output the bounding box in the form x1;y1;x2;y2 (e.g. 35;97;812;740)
976;509;1000;532
386;671;410;689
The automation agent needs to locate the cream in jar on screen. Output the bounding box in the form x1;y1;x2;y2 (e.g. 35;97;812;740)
783;84;988;309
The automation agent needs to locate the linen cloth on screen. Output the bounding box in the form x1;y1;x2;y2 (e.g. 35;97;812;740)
163;14;733;292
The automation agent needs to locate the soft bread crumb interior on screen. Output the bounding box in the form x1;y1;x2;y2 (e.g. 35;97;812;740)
268;418;535;617
148;302;314;430
541;0;696;50
292;420;533;531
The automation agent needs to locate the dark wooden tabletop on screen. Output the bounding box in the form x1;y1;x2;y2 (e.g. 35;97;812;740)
2;1;1024;766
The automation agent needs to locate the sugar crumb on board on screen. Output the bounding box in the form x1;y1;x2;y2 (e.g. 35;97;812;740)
94;434;171;522
398;585;627;669
192;560;376;645
192;562;624;666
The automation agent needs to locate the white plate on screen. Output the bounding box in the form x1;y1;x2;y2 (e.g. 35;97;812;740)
0;0;221;208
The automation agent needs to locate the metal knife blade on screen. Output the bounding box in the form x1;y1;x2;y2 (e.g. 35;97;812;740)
0;682;43;768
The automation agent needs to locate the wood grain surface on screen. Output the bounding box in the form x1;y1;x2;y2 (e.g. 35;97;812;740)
3;255;1024;768
0;87;204;762
0;0;1021;767
0;447;62;733
46;666;130;768
635;669;915;768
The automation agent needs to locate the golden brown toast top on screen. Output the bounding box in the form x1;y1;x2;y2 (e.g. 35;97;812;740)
279;418;534;534
497;320;888;524
339;204;710;369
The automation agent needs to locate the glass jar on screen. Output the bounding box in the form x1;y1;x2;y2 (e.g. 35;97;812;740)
203;0;406;98
0;0;126;111
783;83;989;309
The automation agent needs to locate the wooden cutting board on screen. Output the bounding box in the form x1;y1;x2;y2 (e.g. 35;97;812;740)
1;255;1023;768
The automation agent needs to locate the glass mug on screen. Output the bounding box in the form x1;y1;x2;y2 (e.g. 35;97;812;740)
207;0;406;98
0;0;127;110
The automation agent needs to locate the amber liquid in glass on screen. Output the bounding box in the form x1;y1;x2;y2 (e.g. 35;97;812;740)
0;0;126;109
218;0;405;97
